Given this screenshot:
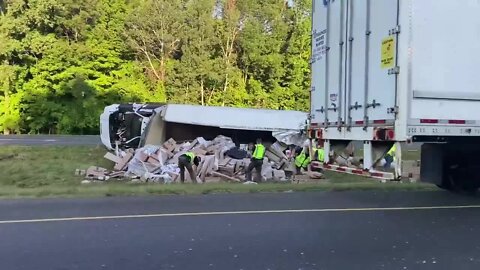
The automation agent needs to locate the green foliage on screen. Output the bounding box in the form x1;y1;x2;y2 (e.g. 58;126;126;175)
0;0;312;134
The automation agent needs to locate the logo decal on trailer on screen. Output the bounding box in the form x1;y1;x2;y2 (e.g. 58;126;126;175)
381;36;396;69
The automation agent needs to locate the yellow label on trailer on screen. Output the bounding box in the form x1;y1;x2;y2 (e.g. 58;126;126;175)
381;36;395;69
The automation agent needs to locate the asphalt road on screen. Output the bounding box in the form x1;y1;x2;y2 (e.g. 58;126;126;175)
0;191;479;270
0;135;101;146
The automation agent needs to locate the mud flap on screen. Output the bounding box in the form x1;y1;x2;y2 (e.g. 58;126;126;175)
420;143;444;186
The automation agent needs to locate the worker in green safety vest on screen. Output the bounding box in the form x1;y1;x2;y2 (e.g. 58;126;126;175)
311;141;326;173
246;138;265;182
294;147;310;174
295;141;326;174
178;152;201;183
313;146;325;163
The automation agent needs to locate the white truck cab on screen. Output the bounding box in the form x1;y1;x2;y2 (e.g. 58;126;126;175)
99;103;164;150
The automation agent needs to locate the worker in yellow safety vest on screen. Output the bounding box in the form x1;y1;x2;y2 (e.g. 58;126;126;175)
311;140;326;173
178;152;201;183
294;147;310;174
246;138;265;182
384;144;396;169
312;145;325;163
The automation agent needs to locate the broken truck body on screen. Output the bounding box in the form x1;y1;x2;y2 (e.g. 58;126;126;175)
100;103;308;150
142;104;308;147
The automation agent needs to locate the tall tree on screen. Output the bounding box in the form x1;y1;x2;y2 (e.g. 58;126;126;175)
213;0;245;106
125;0;185;91
237;0;291;109
282;0;312;111
168;0;219;105
0;0;313;134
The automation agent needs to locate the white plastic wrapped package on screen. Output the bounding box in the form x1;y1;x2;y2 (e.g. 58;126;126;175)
127;145;161;177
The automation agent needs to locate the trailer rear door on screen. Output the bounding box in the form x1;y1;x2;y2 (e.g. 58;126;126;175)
409;0;480;125
310;0;348;128
311;0;399;129
346;0;399;128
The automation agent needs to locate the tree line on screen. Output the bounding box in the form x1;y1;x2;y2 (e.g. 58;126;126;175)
0;0;312;134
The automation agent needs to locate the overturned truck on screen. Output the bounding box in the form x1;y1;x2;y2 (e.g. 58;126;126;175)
93;104;311;183
100;104;308;150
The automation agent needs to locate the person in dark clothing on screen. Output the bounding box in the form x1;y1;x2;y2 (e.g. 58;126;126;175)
178;152;201;183
245;138;265;183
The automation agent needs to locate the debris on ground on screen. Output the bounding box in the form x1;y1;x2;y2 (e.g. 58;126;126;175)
401;160;421;182
78;135;319;184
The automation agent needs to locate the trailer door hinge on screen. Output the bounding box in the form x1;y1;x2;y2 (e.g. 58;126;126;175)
327;103;337;112
389;25;401;35
366;100;381;109
316;107;325;113
388;66;400;75
387;106;399;114
363;117;369;131
349;102;362;110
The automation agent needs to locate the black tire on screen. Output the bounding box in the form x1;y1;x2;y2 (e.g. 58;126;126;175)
445;173;479;193
436;184;452;191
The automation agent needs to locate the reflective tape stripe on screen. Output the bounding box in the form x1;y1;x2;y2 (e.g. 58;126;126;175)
414;119;476;125
311;162;394;180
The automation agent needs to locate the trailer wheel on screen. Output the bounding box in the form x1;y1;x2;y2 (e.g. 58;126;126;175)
445;169;479;193
436;183;452;191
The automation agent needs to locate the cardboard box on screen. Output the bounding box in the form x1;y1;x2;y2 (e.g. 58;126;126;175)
206;145;218;154
163;138;177;153
272;169;286;181
270;142;287;153
86;166;108;178
114;152;134;171
218;157;232;167
192;148;208;156
196;137;211;149
156;148;170;165
146;157;161;167
265;151;281;163
212;171;240;182
104;152;122;164
268;143;287;160
136;151;149;162
186;138;199;151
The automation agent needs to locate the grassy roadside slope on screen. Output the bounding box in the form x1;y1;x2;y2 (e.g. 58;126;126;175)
0;146;433;198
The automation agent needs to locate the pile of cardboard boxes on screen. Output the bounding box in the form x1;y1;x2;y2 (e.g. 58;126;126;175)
80;135;297;184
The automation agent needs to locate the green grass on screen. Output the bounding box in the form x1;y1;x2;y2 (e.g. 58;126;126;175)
402;150;421;161
0;146;435;199
0;145;110;188
355;149;421;161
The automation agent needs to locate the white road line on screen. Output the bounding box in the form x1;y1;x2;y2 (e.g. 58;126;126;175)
0;205;479;225
0;139;57;142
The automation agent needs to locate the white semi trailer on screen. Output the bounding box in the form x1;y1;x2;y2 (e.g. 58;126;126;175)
309;0;480;190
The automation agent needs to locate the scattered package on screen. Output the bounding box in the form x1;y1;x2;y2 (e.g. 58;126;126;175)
78;135;314;184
